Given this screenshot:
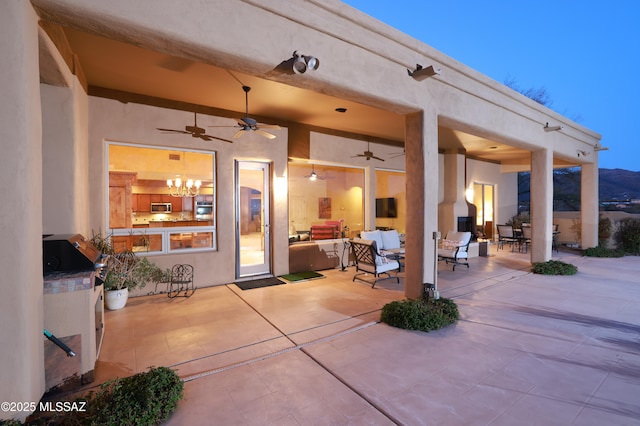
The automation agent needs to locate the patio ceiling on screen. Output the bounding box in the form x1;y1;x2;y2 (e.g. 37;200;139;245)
40;23;569;169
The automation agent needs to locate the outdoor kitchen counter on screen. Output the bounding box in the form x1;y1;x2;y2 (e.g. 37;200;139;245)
43;270;103;390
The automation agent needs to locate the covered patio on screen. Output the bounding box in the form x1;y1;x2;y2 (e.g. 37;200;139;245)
85;249;640;424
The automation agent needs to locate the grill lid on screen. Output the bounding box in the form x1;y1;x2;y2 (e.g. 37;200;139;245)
43;234;102;274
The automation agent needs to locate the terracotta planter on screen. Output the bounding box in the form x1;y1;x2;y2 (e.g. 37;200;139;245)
105;288;129;310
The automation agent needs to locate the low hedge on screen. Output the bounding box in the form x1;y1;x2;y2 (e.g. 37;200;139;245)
583;245;625;258
532;260;577;275
25;366;183;426
381;297;459;332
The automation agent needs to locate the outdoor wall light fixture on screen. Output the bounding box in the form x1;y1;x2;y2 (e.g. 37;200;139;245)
408;64;441;81
292;51;320;74
577;150;590;158
543;122;564;132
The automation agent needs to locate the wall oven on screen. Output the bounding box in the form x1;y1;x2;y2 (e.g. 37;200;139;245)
195;201;213;218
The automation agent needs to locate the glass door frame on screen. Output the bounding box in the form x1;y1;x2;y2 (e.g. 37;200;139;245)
473;182;495;239
235;160;272;279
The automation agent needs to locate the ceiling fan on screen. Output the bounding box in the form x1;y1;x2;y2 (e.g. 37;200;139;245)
352;142;385;161
210;85;281;139
157;112;233;143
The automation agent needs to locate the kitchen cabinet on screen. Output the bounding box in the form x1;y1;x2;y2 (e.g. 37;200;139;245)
108;172;136;228
132;194;182;212
196;195;214;203
163;195;182;212
182;196;193;212
137;194;151;212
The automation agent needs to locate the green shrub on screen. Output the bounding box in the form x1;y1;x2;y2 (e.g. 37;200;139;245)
381;297;459;332
583;245;625;258
29;367;183;425
86;366;183;425
532;260;577;275
613;217;640;255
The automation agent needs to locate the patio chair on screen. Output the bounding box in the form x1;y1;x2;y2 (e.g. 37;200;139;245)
552;224;560;252
350;238;400;288
437;231;472;271
168;264;195;298
520;225;532;253
496;225;518;251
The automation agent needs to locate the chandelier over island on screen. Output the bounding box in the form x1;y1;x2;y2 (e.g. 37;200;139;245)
167;177;201;197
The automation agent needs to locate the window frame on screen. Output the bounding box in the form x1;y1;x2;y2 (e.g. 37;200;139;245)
105;141;217;254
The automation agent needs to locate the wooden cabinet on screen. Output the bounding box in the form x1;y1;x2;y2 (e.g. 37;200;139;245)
182;197;193;212
137;194;151;212
108;172;137;228
134;194;183;213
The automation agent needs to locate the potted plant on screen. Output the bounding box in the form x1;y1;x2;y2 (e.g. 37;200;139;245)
91;232;170;310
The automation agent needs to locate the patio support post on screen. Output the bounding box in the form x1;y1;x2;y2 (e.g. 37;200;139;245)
0;1;45;419
530;148;553;262
404;110;437;299
581;162;599;249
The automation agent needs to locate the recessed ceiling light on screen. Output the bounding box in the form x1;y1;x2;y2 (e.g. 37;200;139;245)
335;107;347;113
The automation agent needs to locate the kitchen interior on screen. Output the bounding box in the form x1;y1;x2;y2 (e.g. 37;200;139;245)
108;144;216;252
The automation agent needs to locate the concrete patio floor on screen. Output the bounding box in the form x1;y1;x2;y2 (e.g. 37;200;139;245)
94;247;640;425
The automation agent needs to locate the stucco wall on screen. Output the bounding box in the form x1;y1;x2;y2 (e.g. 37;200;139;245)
87;97;290;289
0;2;45;419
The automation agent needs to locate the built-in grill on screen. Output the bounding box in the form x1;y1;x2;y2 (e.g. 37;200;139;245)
42;234;107;283
42;234;107;391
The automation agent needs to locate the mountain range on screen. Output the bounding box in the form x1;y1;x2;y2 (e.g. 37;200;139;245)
518;168;640;211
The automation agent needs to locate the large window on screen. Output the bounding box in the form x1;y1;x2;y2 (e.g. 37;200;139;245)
288;162;364;241
107;143;216;253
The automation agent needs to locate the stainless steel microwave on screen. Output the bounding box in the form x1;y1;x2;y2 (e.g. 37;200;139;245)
150;202;172;213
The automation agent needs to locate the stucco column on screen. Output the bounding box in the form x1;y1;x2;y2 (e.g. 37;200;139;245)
364;165;376;231
530;148;553;262
42;84;90;235
0;2;45;419
404;110;438;299
581;162;599;249
438;150;468;236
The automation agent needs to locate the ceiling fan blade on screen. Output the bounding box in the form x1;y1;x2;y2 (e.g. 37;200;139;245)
372;156;386;162
233;129;246;138
257;123;281;130
201;134;233;143
157;128;190;134
255;129;276;139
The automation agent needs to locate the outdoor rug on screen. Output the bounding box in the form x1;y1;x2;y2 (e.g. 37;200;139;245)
279;271;325;283
234;277;285;290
